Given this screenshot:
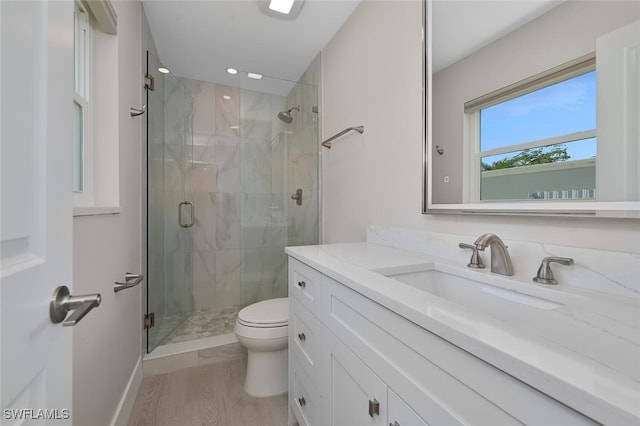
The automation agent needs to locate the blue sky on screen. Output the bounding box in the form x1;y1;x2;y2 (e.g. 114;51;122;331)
480;71;596;164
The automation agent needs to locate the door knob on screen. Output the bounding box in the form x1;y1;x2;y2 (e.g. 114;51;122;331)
50;286;101;326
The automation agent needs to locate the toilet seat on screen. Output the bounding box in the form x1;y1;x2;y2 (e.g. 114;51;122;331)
237;297;288;328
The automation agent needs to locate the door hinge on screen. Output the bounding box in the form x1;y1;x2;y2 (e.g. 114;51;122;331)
144;74;155;91
144;312;155;329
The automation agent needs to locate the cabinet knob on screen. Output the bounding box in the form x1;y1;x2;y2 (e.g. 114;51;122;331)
298;332;306;342
298;396;306;407
368;399;380;417
297;281;306;288
390;422;400;426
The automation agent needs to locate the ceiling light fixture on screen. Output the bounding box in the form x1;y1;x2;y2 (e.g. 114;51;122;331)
247;72;263;80
223;95;231;100
269;0;295;14
258;0;304;20
226;67;238;75
158;67;170;74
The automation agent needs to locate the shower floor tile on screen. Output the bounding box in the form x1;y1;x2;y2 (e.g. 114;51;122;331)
159;305;241;346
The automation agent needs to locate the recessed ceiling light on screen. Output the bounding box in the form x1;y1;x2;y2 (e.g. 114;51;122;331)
247;72;263;80
226;67;238;75
269;0;295;14
230;126;240;130
258;0;304;20
158;67;170;74
223;95;231;100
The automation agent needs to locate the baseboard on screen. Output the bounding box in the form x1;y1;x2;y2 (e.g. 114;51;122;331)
111;356;143;426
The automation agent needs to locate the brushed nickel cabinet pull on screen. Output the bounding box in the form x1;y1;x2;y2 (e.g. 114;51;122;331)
298;332;306;342
368;399;380;417
297;281;306;288
298;396;306;407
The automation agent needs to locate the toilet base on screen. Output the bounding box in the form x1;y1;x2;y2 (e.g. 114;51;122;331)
244;347;288;397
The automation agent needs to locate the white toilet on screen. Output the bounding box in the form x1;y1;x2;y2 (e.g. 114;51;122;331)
234;297;289;397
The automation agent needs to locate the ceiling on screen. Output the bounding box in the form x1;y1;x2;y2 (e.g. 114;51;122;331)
142;0;361;95
142;0;564;95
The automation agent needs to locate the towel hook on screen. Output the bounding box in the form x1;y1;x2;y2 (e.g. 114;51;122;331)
130;105;146;117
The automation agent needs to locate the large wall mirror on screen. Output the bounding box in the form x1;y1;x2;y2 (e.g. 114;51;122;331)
423;0;640;218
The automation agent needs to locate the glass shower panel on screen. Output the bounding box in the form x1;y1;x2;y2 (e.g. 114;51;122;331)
284;80;320;248
146;51;193;353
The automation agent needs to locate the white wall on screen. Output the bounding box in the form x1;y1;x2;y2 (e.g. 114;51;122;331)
321;0;640;254
72;1;146;424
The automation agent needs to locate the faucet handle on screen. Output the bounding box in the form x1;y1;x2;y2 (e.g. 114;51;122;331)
533;256;574;285
459;243;485;269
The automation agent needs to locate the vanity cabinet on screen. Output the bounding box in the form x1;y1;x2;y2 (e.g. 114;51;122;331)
323;327;428;426
289;259;323;426
288;257;596;426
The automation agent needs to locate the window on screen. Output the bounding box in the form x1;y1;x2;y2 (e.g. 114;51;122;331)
73;2;91;196
464;55;596;201
72;0;119;215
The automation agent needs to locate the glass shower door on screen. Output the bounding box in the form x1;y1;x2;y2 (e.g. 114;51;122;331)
146;51;194;353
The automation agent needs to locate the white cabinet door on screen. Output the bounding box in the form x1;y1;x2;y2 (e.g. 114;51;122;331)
1;0;74;422
388;388;430;426
323;328;387;425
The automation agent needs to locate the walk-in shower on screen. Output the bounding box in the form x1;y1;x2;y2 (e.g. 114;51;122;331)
145;51;319;354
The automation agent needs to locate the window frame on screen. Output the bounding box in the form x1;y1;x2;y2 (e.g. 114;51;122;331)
72;0;120;216
73;1;94;206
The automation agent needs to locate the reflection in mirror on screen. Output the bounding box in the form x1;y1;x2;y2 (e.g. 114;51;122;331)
425;0;640;217
474;64;596;201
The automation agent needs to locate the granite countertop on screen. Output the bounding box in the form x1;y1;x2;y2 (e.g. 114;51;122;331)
285;242;640;426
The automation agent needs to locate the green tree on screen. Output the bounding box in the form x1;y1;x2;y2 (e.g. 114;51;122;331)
481;144;570;171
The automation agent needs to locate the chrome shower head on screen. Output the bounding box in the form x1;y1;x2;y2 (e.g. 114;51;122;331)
277;106;300;124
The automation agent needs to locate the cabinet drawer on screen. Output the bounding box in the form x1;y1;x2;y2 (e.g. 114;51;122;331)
291;301;322;384
289;258;322;316
290;360;321;426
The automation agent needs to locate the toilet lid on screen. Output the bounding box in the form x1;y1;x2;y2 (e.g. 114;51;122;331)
237;297;288;327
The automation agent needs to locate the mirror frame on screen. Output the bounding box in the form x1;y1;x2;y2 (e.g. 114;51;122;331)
422;0;640;219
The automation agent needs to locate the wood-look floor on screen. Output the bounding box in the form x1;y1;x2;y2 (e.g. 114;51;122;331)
128;358;288;426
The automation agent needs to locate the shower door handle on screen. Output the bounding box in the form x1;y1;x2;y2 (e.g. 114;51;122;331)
178;201;194;228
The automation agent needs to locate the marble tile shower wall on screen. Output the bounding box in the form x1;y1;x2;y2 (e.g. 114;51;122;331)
184;79;291;311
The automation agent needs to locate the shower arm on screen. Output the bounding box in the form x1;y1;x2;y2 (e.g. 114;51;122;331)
321;126;364;149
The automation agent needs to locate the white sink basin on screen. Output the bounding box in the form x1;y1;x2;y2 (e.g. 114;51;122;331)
383;266;564;317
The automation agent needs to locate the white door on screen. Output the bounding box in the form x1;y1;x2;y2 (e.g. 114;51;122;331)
1;0;74;423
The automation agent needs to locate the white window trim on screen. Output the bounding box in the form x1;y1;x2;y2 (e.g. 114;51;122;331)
463;54;596;203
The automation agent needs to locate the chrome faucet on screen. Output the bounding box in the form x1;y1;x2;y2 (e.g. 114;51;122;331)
474;233;514;276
